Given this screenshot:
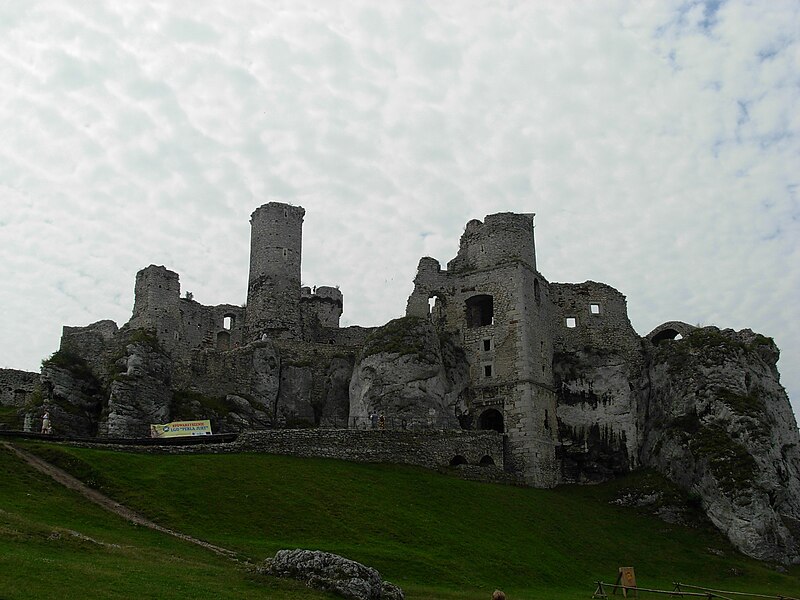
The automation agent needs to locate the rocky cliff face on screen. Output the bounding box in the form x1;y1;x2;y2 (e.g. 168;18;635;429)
640;327;800;564
349;317;468;429
554;348;643;483
104;335;173;437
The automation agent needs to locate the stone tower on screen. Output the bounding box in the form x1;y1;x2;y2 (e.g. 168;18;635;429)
129;264;182;353
405;212;559;487
245;202;305;340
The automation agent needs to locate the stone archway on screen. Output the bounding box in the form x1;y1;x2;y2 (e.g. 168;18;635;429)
478;408;504;433
646;321;696;346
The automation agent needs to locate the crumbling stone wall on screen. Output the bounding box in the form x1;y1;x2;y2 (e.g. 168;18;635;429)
0;368;38;408
405;213;559;487
300;285;343;338
550;281;644;482
128;265;246;359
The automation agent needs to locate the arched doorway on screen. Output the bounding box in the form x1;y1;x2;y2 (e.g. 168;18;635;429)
479;455;495;467
449;455;467;466
478;408;504;433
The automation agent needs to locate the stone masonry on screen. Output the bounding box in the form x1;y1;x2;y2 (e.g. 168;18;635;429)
6;202;799;564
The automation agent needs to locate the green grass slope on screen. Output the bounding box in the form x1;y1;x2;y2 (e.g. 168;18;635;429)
10;442;800;600
0;445;338;600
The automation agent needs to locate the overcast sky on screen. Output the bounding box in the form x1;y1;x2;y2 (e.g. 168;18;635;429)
1;1;798;416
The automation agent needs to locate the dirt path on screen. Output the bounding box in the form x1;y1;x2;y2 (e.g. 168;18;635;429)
3;441;239;560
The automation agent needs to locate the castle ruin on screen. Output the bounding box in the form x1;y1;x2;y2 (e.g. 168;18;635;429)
2;201;799;563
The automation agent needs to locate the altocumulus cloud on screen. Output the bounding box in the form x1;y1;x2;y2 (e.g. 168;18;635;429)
0;0;798;415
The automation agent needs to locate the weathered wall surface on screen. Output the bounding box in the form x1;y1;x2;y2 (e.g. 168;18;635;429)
641;327;800;564
246;203;305;340
69;429;505;472
404;212;559;487
128;265;246;359
550;282;645;483
0;368;38;407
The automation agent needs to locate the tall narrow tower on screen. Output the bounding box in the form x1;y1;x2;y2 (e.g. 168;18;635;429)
245;202;305;340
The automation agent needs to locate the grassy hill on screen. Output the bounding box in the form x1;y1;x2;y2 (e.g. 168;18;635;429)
3;441;799;599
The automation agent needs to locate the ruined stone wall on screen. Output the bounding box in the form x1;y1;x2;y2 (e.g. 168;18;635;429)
300;286;343;334
68;429;505;472
245;202;304;340
446;213;536;273
323;325;375;347
126;264;246;359
0;368;38;408
404;211;559;487
549;281;645;482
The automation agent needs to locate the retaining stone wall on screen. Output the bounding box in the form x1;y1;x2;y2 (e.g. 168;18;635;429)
67;429;505;472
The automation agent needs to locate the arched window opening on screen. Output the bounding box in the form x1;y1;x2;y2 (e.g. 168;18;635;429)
216;331;231;351
479;455;495;467
449;455;468;466
651;329;681;345
466;295;494;328
478;408;504;433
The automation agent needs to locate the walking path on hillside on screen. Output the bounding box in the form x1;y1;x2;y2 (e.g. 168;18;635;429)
2;442;239;560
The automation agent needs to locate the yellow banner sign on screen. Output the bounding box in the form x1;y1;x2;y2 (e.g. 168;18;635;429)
150;420;212;438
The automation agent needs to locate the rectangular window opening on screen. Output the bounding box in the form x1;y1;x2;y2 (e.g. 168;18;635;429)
482;339;491;352
590;303;601;315
566;317;577;328
483;364;493;377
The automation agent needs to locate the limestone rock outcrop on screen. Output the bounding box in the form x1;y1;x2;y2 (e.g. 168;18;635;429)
259;549;404;600
349;317;467;429
554;348;642;483
39;355;105;437
640;327;800;564
104;338;172;437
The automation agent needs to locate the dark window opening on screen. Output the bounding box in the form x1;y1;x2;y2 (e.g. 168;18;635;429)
449;455;468;466
482;339;491;351
465;294;494;328
478;408;504;433
544;409;550;430
534;279;541;306
479;455;495;467
483;364;493;377
565;317;577;328
283;248;288;258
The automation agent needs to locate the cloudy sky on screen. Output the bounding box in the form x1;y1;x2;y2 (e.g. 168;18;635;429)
1;1;798;416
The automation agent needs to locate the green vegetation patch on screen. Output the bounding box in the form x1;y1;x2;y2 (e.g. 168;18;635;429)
361;316;438;363
686;328;774;355
717;389;766;419
42;349;95;381
689;425;758;494
126;328;162;353
0;445;336;599
13;443;799;599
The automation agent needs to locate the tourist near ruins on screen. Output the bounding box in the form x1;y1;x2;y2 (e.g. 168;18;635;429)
1;202;799;566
